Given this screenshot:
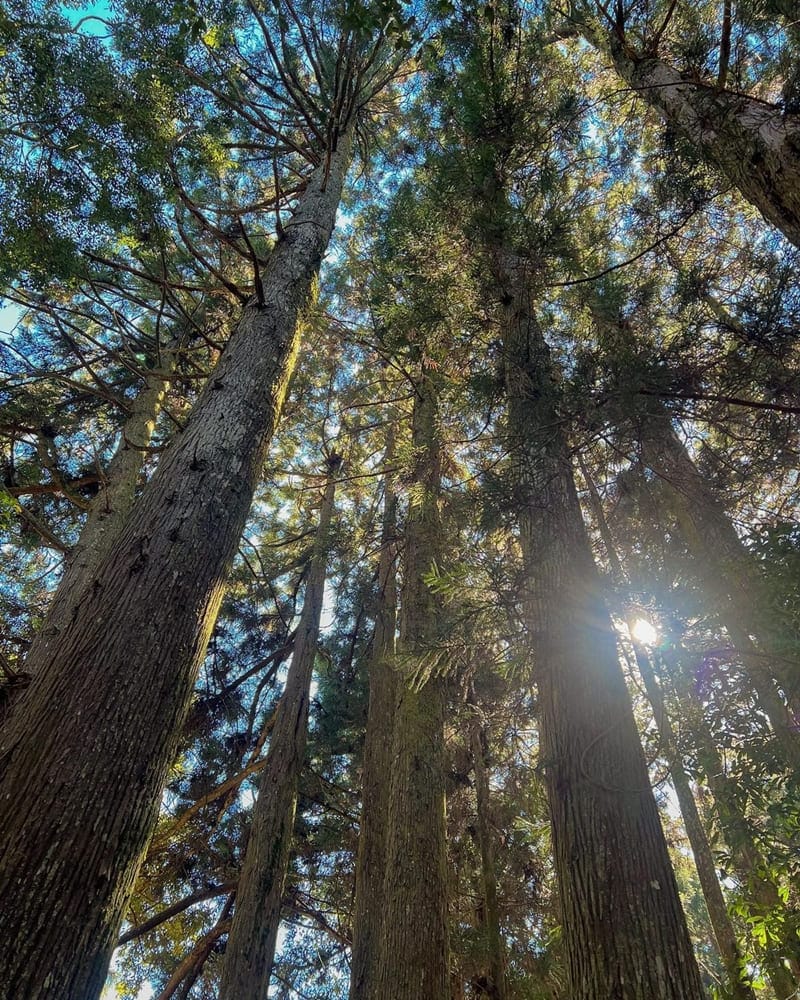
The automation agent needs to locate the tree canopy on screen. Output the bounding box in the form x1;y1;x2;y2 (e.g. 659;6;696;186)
1;1;799;998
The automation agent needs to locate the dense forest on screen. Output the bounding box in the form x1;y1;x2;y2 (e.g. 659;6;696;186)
0;0;799;997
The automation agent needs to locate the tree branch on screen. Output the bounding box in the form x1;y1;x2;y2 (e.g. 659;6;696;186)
117;882;238;945
637;387;800;415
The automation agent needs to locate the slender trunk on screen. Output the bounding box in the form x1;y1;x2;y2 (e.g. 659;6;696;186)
0;135;351;1000
638;408;800;759
350;430;398;1000
581;294;798;746
604;39;800;248
218;461;338;999
157;895;234;1000
470;713;508;1000
375;371;450;999
673;665;800;998
500;257;704;999
25;349;177;667
634;644;756;1000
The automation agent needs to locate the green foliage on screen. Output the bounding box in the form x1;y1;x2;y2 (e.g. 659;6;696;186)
5;0;800;996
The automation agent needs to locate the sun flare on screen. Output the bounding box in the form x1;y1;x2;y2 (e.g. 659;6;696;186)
631;618;659;646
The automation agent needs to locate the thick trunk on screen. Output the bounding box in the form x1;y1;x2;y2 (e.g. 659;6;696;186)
502;263;704;999
638;408;800;759
375;372;450;1000
218;463;337;999
24;350;176;668
470;715;508;1000
0;136;351;1000
606;42;800;248
350;432;398;1000
633;644;756;1000
579;456;755;998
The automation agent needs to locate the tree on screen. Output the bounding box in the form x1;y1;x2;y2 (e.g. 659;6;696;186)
0;6;401;994
219;454;339;998
565;0;800;247
426;9;705;993
350;424;398;1000
3;0;800;995
375;363;450;999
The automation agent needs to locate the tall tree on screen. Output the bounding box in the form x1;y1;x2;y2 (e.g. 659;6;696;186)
0;8;401;994
21;344;179;669
219;454;339;998
581;292;800;759
438;8;705;993
500;271;704;998
579;458;757;999
350;424;399;1000
375;364;450;999
469;705;509;1000
565;0;800;247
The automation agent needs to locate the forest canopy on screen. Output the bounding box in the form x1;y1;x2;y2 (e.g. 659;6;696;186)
0;0;799;998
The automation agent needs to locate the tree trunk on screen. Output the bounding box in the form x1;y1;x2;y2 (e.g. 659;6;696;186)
634;643;756;1000
578;454;755;999
351;430;399;1000
604;40;800;248
470;713;508;1000
375;370;450;1000
672;660;800;998
500;258;705;999
637;407;800;759
24;349;177;670
218;459;338;999
0;134;352;1000
156;896;233;1000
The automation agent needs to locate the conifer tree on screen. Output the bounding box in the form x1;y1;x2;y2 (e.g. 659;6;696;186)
0;6;402;995
219;455;339;998
564;0;800;246
431;8;705;994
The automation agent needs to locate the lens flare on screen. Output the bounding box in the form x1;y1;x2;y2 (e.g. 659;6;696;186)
631;618;658;646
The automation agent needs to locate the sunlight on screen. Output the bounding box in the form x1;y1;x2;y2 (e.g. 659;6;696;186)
631;618;658;646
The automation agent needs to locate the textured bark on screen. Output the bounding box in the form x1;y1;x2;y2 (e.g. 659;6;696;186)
25;350;176;669
375;372;450;1000
578;456;755;998
501;260;704;999
470;715;508;1000
634;644;756;1000
638;408;800;761
0;135;351;1000
218;463;337;999
606;41;800;248
350;431;399;1000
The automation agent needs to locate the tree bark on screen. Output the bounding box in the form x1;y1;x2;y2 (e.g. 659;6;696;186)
604;39;800;248
470;713;508;1000
578;453;756;999
375;370;450;1000
351;429;399;1000
218;460;338;999
500;257;705;999
0;134;352;1000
